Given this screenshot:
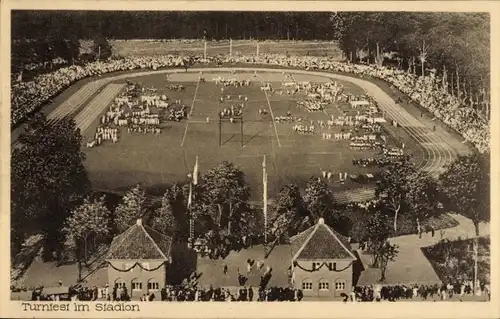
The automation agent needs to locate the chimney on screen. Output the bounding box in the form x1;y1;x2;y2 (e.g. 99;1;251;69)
136;219;142;226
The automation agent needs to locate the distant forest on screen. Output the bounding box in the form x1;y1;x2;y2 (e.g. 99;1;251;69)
11;11;490;96
12;11;337;40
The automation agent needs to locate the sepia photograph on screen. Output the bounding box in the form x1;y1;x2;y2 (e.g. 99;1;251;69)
1;3;498;318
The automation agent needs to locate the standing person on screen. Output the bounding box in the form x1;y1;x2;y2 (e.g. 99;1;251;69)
223;264;228;275
297;289;303;301
248;286;254;301
104;284;109;301
417;218;422;239
350;287;357;302
116;284;122;301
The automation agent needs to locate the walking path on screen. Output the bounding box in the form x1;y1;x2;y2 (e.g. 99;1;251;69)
358;213;490;285
391;213;490;249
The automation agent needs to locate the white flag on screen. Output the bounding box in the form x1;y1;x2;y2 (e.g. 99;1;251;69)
193;156;199;186
187;182;193;208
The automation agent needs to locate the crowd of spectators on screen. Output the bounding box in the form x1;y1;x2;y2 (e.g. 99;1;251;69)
11;52;489;153
24;280;490;302
158;285;301;302
352;280;490;302
22;283;302;302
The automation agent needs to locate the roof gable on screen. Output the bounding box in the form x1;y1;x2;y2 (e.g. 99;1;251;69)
291;219;356;261
144;225;173;258
106;222;173;260
290;226;315;257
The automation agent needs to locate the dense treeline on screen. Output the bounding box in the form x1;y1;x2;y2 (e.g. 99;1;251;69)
11;11;334;76
12;11;334;41
331;12;490;99
11;11;490;108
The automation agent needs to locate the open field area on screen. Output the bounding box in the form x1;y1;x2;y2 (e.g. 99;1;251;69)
13;65;468;201
81;71;402;200
109;40;344;59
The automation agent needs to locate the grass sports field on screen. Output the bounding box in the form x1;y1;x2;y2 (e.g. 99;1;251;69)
109;39;343;59
83;71;396;200
14;61;468;203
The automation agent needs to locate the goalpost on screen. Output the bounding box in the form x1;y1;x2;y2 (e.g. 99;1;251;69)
218;113;244;147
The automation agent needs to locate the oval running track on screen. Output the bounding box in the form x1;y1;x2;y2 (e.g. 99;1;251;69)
12;67;465;183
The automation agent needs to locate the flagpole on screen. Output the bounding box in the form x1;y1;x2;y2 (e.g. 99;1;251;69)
188;156;199;248
188;181;193;248
263;155;268;255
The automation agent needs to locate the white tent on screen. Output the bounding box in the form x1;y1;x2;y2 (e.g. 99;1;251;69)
373;117;387;123
349;100;370;108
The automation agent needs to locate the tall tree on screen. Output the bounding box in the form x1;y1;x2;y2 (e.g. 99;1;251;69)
270;184;304;240
200;161;250;235
114;184;147;233
439;154;489;236
62;196;111;281
11;114;90;261
378;241;399;282
375;160;417;232
404;171;441;226
151;189;177;235
366;212;399;282
302;176;335;222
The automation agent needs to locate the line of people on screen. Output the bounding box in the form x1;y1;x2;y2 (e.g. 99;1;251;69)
351;281;490;302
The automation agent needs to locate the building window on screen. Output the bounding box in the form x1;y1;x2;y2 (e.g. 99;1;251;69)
302;279;313;291
132;280;143;291
319;279;329;291
148;281;159;291
328;262;337;271
335;280;346;291
114;278;125;289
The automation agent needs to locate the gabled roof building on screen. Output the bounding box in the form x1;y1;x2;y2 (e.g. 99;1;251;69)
106;219;173;300
290;218;356;300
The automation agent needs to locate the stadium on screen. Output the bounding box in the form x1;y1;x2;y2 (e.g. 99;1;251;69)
13;45;471;200
10;12;491;303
